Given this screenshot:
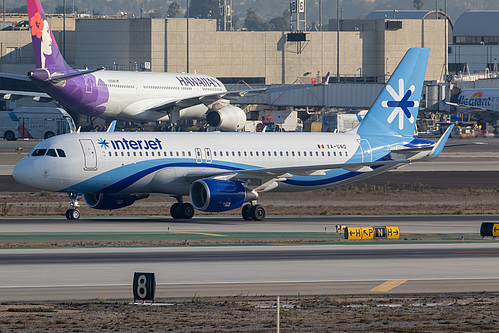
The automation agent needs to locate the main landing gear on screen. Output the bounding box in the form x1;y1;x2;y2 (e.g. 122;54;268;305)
241;203;266;221
65;192;81;220
170;196;195;219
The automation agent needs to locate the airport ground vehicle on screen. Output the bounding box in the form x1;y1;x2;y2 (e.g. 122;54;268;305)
0;107;75;140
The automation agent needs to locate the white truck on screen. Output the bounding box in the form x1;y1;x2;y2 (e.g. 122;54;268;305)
0;107;76;140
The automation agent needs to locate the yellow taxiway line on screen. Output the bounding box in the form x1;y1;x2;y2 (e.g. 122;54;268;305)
370;280;407;292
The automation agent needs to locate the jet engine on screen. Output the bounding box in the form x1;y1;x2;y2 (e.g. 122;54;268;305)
83;193;149;210
190;179;257;212
206;105;246;131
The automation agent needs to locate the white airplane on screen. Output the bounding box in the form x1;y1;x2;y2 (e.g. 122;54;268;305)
22;0;327;131
13;48;454;221
455;89;499;112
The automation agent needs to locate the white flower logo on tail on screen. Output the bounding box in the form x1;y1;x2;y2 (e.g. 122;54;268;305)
381;78;419;130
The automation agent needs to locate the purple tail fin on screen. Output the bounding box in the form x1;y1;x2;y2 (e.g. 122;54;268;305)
27;0;72;71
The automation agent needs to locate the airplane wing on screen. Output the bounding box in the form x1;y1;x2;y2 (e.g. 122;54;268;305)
185;125;454;192
445;101;497;116
147;75;331;112
0;90;52;102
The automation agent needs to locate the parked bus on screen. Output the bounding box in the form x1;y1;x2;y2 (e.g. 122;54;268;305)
0;107;76;140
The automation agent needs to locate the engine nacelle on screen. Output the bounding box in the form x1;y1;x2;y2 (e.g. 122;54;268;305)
206;105;246;131
83;193;149;210
190;179;257;212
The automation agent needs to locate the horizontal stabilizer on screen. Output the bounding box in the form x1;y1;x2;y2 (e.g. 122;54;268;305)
46;67;105;83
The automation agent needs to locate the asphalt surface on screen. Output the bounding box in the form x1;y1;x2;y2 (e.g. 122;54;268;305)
1;214;497;233
2;244;499;301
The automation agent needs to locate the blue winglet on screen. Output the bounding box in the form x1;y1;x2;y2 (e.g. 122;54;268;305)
429;124;454;157
106;120;117;132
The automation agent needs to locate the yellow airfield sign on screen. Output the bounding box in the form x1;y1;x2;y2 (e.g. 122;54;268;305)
345;226;400;240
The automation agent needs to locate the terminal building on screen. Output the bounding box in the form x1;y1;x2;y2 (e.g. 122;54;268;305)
0;8;496;134
449;11;499;76
0;10;448;85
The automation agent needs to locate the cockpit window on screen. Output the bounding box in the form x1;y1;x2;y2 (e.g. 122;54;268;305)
57;149;66;157
31;149;47;156
46;149;57;157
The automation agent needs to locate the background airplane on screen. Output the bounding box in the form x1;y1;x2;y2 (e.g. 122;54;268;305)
23;0;327;131
13;48;454;221
447;88;499;131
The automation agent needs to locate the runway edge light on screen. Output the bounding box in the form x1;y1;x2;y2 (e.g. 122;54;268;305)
133;272;156;303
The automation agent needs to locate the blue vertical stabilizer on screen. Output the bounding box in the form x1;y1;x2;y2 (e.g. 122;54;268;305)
356;48;430;137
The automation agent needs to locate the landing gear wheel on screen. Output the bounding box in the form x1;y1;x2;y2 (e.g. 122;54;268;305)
66;209;80;220
170;203;182;219
250;204;266;221
242;204;253;221
180;203;195;219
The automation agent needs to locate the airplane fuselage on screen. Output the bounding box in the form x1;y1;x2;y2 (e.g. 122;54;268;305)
457;88;499;112
30;70;226;121
13;131;432;196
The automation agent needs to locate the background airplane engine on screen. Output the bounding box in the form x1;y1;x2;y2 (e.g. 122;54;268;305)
190;179;257;212
206;106;246;131
83;193;149;210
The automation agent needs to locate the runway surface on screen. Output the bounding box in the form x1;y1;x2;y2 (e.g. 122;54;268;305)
1;215;499;301
1;243;499;301
1;214;498;233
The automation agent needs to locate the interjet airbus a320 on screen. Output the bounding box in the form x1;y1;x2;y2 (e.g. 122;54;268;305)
23;0;326;131
13;48;453;221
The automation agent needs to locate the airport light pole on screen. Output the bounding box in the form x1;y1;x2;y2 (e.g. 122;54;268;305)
336;0;340;82
444;0;448;76
63;0;66;59
186;0;189;73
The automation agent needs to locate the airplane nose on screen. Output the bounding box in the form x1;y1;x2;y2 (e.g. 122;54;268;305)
12;158;34;186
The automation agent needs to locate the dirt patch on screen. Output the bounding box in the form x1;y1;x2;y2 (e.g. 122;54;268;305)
2;185;499;217
1;293;498;332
